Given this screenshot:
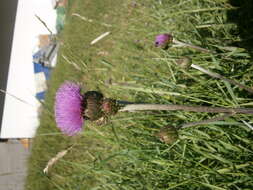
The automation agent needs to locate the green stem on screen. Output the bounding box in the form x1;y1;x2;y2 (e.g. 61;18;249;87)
191;64;253;94
179;114;233;129
119;104;253;114
173;39;211;53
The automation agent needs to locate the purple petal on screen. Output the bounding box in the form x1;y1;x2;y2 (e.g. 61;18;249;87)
155;34;173;47
54;82;84;136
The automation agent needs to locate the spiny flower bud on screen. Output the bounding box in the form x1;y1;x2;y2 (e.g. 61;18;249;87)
102;98;119;116
156;126;178;144
176;56;192;69
83;91;104;121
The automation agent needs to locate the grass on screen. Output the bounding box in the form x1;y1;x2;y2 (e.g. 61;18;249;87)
26;0;253;189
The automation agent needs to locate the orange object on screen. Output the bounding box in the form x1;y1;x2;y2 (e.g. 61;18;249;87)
19;138;30;149
38;35;51;48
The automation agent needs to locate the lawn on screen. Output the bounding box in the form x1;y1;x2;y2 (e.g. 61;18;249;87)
26;0;253;189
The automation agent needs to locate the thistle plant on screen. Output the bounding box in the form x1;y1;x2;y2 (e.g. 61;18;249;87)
55;81;253;137
154;34;253;94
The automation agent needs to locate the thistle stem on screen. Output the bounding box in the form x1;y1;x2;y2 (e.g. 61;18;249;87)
191;64;253;94
119;104;253;114
179;113;233;129
173;39;211;53
116;100;135;105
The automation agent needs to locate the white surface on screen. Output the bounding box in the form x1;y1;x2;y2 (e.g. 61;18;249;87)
50;52;58;67
0;0;57;138
34;72;47;93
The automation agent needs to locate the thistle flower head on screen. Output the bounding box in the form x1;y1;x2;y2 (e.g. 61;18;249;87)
155;33;173;48
55;82;84;136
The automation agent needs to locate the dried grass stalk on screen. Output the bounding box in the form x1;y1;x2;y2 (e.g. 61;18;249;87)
43;146;73;174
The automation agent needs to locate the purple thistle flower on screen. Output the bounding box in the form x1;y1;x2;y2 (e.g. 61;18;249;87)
155;33;173;48
55;82;84;136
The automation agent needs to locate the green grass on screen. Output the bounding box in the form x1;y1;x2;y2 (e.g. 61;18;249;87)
26;0;253;189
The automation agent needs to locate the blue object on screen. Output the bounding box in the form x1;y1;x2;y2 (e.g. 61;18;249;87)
33;62;51;80
33;62;52;101
36;91;46;100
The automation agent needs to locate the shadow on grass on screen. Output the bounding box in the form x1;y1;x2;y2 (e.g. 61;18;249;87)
227;0;253;55
226;0;253;98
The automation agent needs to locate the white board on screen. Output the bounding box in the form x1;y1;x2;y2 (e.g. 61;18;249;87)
0;0;57;138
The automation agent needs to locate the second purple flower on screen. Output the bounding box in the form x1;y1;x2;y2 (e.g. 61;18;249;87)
155;33;173;48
